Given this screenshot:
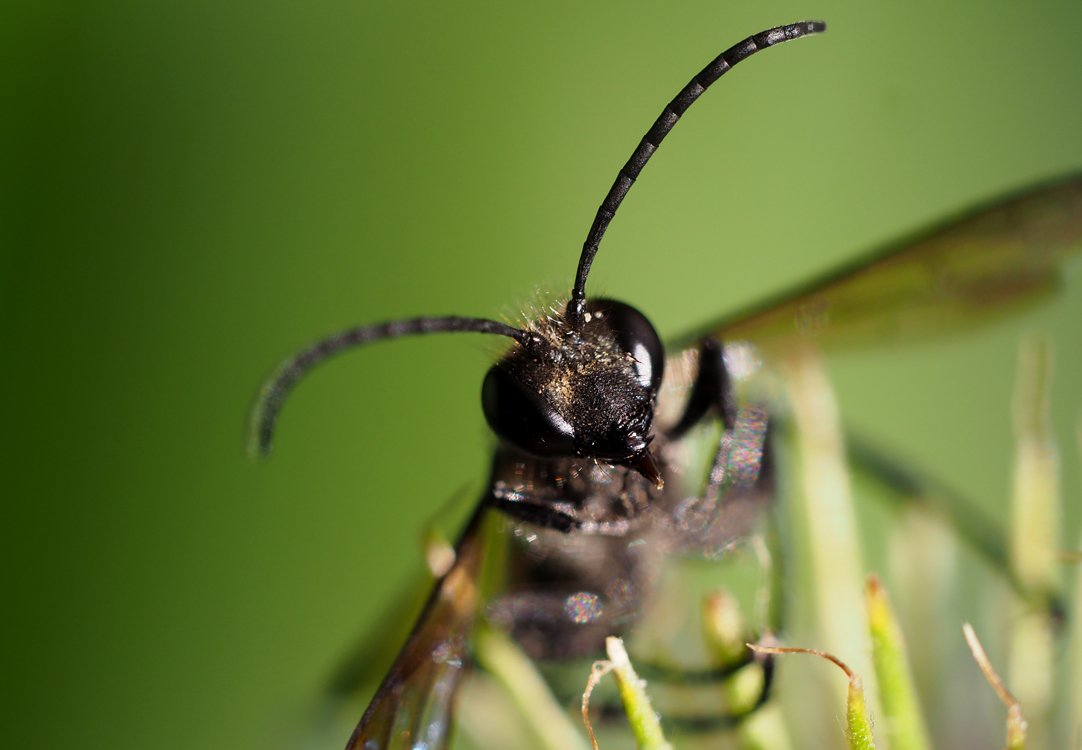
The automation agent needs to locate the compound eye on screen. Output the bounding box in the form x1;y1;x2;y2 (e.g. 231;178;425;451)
481;366;576;457
590;300;664;393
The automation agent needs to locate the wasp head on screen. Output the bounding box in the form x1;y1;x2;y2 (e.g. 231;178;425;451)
482;299;665;486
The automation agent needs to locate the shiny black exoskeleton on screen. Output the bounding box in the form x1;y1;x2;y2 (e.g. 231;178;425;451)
482;299;665;486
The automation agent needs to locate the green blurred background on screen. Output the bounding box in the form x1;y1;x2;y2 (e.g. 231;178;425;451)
4;1;1081;748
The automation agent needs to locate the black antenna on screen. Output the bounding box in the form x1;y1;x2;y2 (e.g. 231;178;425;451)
566;20;827;327
250;316;534;456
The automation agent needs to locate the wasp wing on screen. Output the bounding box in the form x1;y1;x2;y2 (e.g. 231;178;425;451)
673;173;1082;354
344;508;488;750
662;174;1082;627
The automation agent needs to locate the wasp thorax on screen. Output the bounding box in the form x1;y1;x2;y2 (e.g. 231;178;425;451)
481;299;664;469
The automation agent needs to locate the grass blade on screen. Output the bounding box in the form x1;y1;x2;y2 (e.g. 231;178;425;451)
865;575;932;750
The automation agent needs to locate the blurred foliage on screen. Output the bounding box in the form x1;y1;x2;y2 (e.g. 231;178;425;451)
465;335;1072;750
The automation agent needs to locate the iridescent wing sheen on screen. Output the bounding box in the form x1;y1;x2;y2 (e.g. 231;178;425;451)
344;508;487;750
673;173;1082;355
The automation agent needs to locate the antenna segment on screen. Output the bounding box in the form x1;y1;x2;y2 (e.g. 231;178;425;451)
566;20;826;327
251;316;532;456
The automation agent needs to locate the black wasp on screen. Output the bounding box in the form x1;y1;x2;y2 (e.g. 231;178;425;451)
253;20;1082;750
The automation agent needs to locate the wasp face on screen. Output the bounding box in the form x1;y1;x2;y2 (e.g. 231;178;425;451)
482;299;665;483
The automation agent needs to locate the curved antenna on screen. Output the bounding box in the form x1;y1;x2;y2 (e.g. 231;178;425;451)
566;20;827;327
250;316;533;457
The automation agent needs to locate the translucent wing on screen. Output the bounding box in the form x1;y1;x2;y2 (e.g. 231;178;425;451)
345;508;488;750
674;173;1082;354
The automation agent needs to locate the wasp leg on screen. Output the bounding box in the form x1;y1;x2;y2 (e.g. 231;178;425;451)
666;336;772;502
666;338;777;555
666;337;736;438
653;338;783;731
485;494;580;533
588;650;776;735
663;653;776;734
843;428;1065;624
